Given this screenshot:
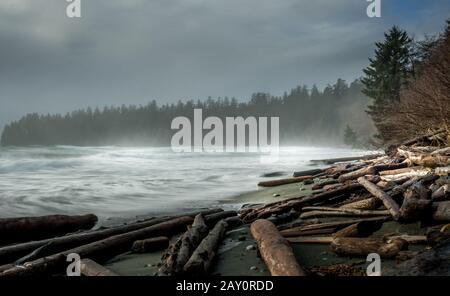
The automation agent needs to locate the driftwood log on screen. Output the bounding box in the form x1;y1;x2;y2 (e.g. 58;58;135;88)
183;220;228;275
357;177;400;220
279;217;389;237
0;214;98;245
340;197;381;210
330;237;408;258
332;220;384;238
399;182;431;221
433;201;450;221
250;219;305;276
310;154;383;165
80;259;118;276
293;169;323;178
158;214;209;276
131;237;169;253
258;176;313;187
241;183;363;222
0;209;220;265
0;216;194;276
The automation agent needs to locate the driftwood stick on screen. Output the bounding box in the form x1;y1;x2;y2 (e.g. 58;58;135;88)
280;217;389;237
250;219;305;276
357;177;400;220
299;209;390;219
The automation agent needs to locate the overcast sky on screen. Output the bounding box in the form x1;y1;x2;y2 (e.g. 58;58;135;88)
0;0;449;130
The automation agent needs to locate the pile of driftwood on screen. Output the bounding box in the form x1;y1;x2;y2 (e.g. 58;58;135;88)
240;136;450;275
1;132;449;276
0;209;240;276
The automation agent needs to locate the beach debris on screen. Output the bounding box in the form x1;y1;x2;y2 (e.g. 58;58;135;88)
80;258;119;276
158;214;209;276
330;237;408;259
0;216;194;276
131;237;169;253
257;175;313;187
250;219;306;276
0;214;98;245
184;220;228;275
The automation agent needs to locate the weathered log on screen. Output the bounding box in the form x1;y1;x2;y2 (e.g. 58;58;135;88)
293;169;323;178
397;146;450;168
340;197;381;210
332;220;383;238
311;179;339;190
0;210;218;265
250;219;305;276
287;237;333;244
281;228;336;238
386;235;427;244
281;217;388;236
435;166;450;176
80;259;118;276
131;237;169;253
331;237;408;258
338;166;377;183
0;216;194;276
379;166;426;176
338;163;407;183
241;183;363;222
432;185;450;201
183;220;228;275
204;211;237;227
300;209;390;219
223;216;242;228
158;214;209;276
0;214;98;245
310;154;383;165
380;169;431;182
399;182;431;221
357;177;400;220
257;176;313;187
433;201;450;221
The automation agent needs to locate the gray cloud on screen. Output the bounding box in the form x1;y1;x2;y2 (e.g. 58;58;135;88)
0;0;449;129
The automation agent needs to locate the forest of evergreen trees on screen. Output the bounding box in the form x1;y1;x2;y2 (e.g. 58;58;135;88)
0;79;373;147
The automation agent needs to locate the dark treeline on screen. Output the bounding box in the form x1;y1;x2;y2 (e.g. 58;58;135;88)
1;79;373;147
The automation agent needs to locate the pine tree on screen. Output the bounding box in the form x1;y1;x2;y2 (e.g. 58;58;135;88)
362;26;414;143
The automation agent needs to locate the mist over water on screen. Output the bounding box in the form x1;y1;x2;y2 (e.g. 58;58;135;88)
0;146;373;219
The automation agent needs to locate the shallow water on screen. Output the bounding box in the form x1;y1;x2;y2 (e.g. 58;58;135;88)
0;146;374;219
